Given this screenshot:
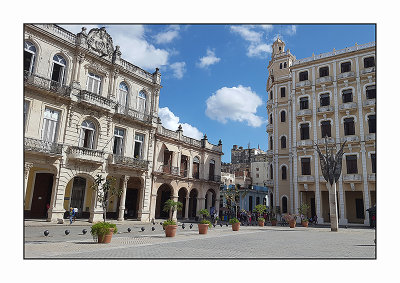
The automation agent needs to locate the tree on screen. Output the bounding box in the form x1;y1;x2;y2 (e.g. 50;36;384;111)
163;199;183;221
91;174;122;222
222;184;248;218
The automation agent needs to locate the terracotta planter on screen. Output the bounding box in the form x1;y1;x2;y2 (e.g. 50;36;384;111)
258;221;265;227
232;222;240;231
271;220;277;226
165;225;177;237
289;220;296;228
302;221;309;227
198;223;209;234
97;228;115;244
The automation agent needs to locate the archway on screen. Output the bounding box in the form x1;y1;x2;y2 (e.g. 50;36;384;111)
188;189;198;219
155;184;172;219
124;177;142;219
69;176;87;219
30;173;54;218
177;187;188;219
205;189;216;213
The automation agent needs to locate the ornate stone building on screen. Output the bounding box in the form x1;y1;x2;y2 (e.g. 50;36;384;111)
266;38;376;225
23;24;221;223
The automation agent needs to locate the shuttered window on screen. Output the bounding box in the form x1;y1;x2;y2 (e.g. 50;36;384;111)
42;108;60;143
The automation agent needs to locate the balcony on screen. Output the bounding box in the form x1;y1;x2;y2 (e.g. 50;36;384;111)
109;154;149;171
316;76;333;84
24;72;71;98
24;137;63;156
337;71;355;80
78;90;114;110
296;80;311;88
363;99;376;108
339;102;357;112
114;104;152;124
208;175;222;182
265;180;274;187
317;137;335;145
297;109;312;117
317;105;334;114
361;67;375;75
66;146;105;164
266;124;273;133
343;174;362;183
297;175;315;183
341;135;360;143
297;139;313;148
159;165;179;175
266;99;274;108
368;173;376;182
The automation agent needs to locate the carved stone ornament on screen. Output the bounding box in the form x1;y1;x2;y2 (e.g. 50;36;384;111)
86;27;114;59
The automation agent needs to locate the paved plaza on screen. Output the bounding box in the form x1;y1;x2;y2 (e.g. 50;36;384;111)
24;220;376;259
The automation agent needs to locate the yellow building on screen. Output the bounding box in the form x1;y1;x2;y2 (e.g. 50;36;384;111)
266;38;375;225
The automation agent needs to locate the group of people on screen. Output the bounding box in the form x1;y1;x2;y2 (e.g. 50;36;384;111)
238;210;266;223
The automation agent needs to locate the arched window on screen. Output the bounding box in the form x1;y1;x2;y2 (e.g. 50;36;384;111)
209;159;215;181
284;62;287;68
281;111;286;122
281;136;286;149
24;41;36;73
270;164;273;180
79;120;96;149
269;114;273;124
281;166;287;180
51;54;67;84
138;90;147;113
269;136;273;150
118;82;129;108
280;63;282;69
193;156;200;179
282;196;288;213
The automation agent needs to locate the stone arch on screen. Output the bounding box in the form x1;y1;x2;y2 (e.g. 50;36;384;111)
177;187;188;219
205;188;217;212
122;176;143;220
155;183;173;219
188;188;199;219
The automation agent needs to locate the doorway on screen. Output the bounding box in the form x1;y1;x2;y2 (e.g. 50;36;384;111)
125;189;138;219
30;173;53;218
70;177;86;218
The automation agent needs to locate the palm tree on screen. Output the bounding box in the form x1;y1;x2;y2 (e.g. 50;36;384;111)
163;199;183;221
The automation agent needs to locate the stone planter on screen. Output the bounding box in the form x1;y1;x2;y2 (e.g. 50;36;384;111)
198;223;209;234
97;228;114;244
232;222;240;231
165;225;177;237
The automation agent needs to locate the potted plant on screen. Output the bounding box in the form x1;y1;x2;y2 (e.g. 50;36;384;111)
229;217;240;231
90;222;117;243
198;209;211;234
270;211;277;226
284;213;298;228
255;204;267;226
162;199;183;237
298;203;311;227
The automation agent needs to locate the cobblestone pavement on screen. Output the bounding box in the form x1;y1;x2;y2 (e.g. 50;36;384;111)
24;220;376;259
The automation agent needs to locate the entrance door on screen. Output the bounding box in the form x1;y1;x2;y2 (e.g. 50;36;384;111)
160;190;170;218
70;177;86;218
355;198;365;219
30;173;53;218
125;189;138;219
311;198;316;218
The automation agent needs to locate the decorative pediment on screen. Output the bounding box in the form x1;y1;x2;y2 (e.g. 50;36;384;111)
87;27;114;59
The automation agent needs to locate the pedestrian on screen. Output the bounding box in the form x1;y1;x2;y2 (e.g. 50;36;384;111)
73;208;78;222
46;203;50;219
69;207;75;225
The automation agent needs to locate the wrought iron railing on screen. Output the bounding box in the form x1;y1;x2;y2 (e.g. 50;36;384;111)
24;71;71;97
24;137;63;155
112;155;149;170
115;104;151;123
79;90;114;109
159;165;179;175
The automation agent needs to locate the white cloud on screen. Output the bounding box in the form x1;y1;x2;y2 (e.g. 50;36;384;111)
158;107;203;140
230;25;262;42
169;61;186;79
205;85;264;127
230;25;273;58
154;25;180;44
285;25;297;36
197;48;221;69
247;43;273;58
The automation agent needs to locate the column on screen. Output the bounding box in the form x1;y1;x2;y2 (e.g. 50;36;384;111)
291;72;299;215
118;176;129;221
207;191;212;211
215;197;220;217
184;196;190;219
24;162;33;202
89;174;107;223
172;194;179;221
196;197;205;217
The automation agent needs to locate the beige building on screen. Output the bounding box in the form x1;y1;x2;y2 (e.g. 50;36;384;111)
266;38;376;225
23;24;222;223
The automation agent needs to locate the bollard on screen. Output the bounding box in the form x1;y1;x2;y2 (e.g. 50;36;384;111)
152;227;155;231
65;230;70;235
141;227;145;232
44;230;49;236
82;229;87;235
128;228;131;233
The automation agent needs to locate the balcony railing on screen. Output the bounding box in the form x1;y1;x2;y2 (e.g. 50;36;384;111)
316;76;333;84
297;139;313;147
115;104;151;124
24;71;71;97
317;105;334;114
297;109;312;117
181;135;202;147
317;137;335;145
363;99;376;108
341;135;360;143
34;24;77;44
159;165;179;175
180;169;188;178
110;154;149;171
337;71;355;80
158;127;179;139
79;90;114;109
365;133;376;142
66;146;105;163
208;174;221;182
361;67;375;75
343;174;362;183
339;102;357;112
368;173;376;182
296;80;311;88
297;175;315;183
24;137;63;155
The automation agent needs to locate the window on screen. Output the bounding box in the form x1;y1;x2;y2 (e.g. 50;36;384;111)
80;120;96;149
341;62;351;73
270;90;273;100
355;199;365;219
280;63;282;69
280;87;286;98
282;166;287;180
344;118;355;136
299;71;308;81
134;133;145;159
368;115;376;133
87;72;101;94
138;91;147;113
24;41;36;73
284;62;287;68
346;155;358;174
300;97;309;110
118;82;128;108
300;123;310;140
281;136;286;149
269;114;273;124
319;66;329;77
113;128;125;155
364;56;375;68
193;156;200;179
321;121;332;138
209;159;215;180
282;196;288;213
281;111;286;122
42;108;60;143
366;85;376;99
371;154;376;173
256;173;259;178
51;54;66;84
24;100;30;130
256;168;259;171
269;136;273;150
301;158;311;175
320;93;330;106
342;89;353;103
270;164;273;179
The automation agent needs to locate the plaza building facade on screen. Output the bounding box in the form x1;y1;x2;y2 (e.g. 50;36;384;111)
266;38;376;225
23;24;223;223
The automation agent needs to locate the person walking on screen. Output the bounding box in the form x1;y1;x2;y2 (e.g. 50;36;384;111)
69;207;75;225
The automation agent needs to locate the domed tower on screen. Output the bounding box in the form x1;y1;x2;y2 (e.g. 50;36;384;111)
266;37;296;214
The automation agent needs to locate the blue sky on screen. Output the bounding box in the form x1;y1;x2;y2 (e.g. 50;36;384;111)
62;24;375;162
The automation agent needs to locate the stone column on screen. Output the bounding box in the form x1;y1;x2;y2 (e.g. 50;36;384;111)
75;52;84;82
206;191;213;211
215;197;220;216
118;176;130;221
172;194;179;221
184;196;190;219
89;174;107;223
24;162;33;202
